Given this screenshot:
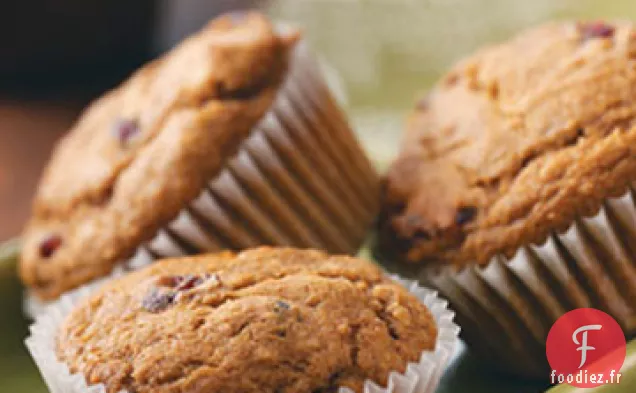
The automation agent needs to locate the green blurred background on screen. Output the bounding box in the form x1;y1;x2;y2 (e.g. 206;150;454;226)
1;0;636;392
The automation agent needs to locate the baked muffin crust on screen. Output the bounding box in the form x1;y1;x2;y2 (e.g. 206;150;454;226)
380;21;636;266
56;248;437;393
20;13;298;299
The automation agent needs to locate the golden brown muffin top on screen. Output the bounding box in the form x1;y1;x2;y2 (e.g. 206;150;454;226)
380;21;636;266
57;248;438;393
21;12;298;300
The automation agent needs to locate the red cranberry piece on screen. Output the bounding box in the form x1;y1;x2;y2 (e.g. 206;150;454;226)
112;118;139;146
175;275;204;291
455;206;477;225
39;235;62;258
155;275;206;291
579;22;615;41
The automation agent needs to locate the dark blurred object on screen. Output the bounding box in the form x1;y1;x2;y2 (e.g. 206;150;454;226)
0;0;157;92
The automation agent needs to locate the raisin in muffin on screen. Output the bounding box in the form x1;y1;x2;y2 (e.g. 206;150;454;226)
51;248;438;393
378;21;636;377
20;12;379;303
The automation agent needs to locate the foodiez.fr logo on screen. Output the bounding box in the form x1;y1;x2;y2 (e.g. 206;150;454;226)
546;308;627;388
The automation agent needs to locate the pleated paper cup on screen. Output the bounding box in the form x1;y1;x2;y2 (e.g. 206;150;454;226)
26;274;459;393
381;186;636;378
25;39;380;317
146;40;379;259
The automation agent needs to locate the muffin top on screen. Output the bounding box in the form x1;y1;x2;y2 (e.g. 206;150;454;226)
56;248;437;393
21;12;298;300
380;21;636;266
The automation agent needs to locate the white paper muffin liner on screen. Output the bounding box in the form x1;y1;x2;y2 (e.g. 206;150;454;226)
142;39;379;258
26;273;458;393
25;36;380;318
383;185;636;378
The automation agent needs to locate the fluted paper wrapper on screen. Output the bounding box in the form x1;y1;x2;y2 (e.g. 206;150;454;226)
146;41;379;259
26;39;380;318
384;187;636;378
26;275;459;393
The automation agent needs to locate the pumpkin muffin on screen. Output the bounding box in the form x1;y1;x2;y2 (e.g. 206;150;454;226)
378;20;636;377
27;248;458;393
20;12;379;303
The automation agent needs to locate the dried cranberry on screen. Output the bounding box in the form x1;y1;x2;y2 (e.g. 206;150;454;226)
579;22;615;41
176;275;204;291
39;235;62;258
112;118;139;146
156;274;209;291
142;288;175;313
455;206;477;225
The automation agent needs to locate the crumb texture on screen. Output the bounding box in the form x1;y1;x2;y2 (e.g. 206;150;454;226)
380;21;636;266
20;12;298;299
56;248;437;393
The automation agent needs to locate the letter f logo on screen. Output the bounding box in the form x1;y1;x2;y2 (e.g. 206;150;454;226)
573;324;602;369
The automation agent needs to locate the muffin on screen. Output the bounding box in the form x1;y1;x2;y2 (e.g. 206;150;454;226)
26;248;458;393
377;20;636;377
20;12;380;304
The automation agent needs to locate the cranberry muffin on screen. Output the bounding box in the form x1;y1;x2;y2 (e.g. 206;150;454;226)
49;248;441;393
21;12;379;303
378;21;636;377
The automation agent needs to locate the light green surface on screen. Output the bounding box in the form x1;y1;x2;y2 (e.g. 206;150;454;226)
0;240;47;393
